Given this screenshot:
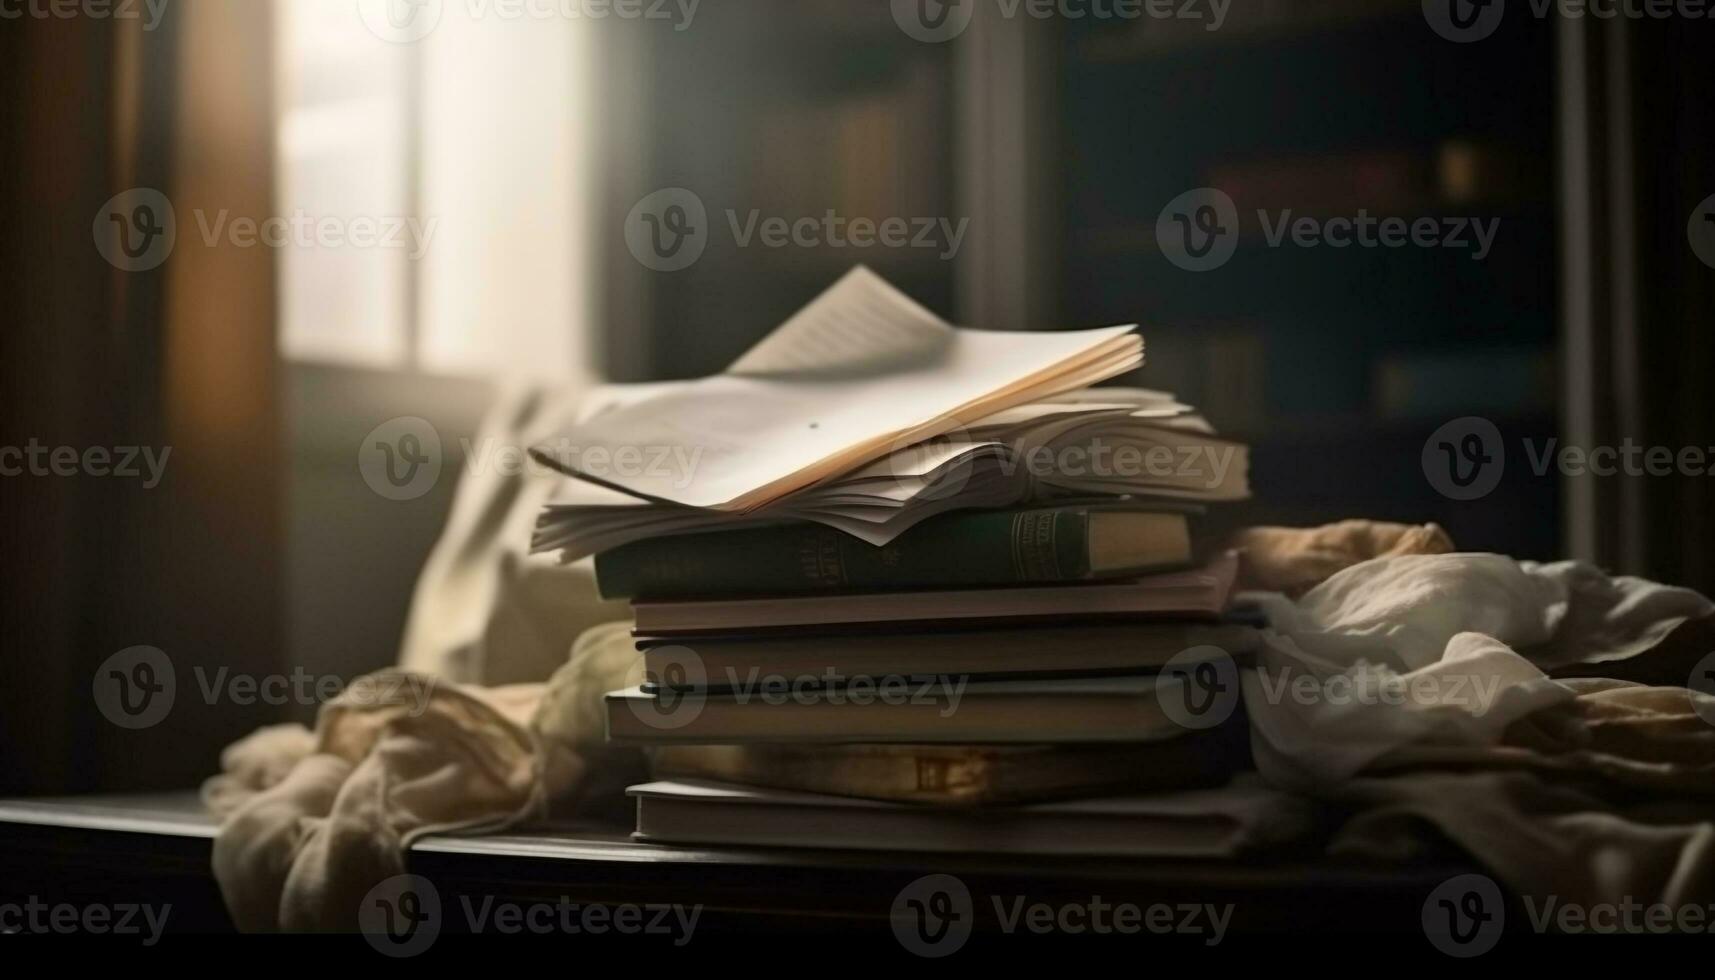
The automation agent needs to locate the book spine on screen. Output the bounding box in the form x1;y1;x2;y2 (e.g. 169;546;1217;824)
596;508;1093;600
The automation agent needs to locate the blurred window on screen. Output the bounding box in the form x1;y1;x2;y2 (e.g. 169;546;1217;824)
273;0;594;381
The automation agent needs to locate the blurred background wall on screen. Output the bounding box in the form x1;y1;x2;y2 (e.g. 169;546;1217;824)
1;0;1711;794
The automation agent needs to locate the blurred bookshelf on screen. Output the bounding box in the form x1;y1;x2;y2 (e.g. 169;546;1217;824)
609;2;958;380
610;0;1562;561
1055;2;1560;559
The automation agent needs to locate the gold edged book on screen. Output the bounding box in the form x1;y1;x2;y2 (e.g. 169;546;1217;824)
647;736;1245;807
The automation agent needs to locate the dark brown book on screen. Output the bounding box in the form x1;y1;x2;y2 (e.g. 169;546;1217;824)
630;551;1240;637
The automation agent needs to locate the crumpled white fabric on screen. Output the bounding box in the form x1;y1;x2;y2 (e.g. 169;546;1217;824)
1242;552;1714;787
397;385;628;686
205;673;551;933
206;369;1715;926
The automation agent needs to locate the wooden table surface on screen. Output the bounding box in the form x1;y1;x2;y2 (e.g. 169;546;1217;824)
0;791;1510;961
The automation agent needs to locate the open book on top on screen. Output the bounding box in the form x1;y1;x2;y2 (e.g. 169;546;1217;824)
529;266;1143;513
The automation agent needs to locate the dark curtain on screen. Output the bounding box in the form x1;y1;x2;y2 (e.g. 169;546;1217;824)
0;1;283;795
1558;16;1714;596
1631;20;1715;595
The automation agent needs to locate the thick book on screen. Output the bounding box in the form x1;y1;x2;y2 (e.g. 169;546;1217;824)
648;735;1246;807
605;673;1240;745
594;505;1194;600
639;621;1259;689
629;550;1239;637
628;778;1313;858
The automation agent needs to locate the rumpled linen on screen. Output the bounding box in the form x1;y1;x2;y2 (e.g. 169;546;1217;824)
204;383;1715;927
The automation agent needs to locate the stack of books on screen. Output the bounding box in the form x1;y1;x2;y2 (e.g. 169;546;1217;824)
528;268;1279;857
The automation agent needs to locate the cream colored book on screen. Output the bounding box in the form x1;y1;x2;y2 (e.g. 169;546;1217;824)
628;778;1313;858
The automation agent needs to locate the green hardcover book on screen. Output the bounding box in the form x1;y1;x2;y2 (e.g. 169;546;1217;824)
594;505;1193;600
